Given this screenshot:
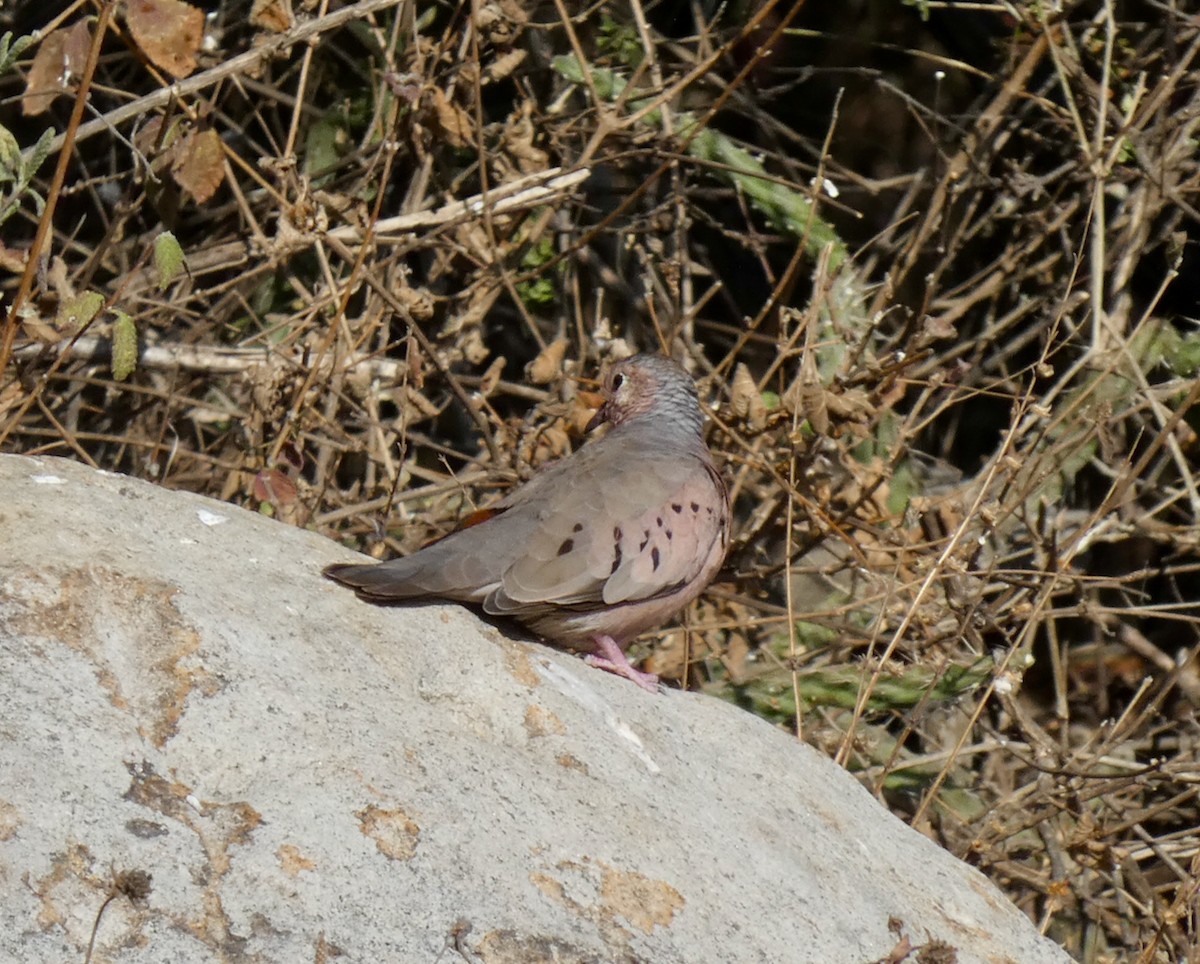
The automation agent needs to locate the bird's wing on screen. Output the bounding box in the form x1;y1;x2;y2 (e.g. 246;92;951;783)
486;444;726;614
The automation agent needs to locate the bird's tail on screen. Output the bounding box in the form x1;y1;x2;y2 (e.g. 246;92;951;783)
322;560;428;600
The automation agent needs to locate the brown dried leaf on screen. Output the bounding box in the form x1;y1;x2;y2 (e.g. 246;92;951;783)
825;388;873;422
22;21;91;117
393;284;435;321
452;222;492;262
443;284;501;338
473;0;528;44
527;338;568;385
171;129;224;204
133;116;176;159
0;242;27;274
802;370;829;435
429;88;473;150
570;392;602;434
523;419;572;466
312;189;368;229
459;327;490;365
879;379;905;409
922;314;957;341
783;367;829;435
485;48;527;85
730;363;767;431
250;0;293;32
479;356;507;397
503;101;548;174
22;315;60;344
125;0;204;79
253;468;298;506
400;385;441;421
405;335;425;389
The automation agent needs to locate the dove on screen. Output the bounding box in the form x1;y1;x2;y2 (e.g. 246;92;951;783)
323;353;729;692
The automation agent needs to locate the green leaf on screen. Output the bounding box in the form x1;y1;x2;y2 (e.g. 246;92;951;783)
598;16;643;68
153;231;186;290
304;115;347;183
111;311;138;381
517;236;558;306
0;32;37;75
21;128;55;184
0;124;19;180
56;291;106;332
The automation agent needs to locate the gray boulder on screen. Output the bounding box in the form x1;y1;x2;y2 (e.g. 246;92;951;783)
0;454;1068;963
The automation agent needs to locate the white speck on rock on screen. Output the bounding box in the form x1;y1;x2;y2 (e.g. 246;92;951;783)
538;659;661;773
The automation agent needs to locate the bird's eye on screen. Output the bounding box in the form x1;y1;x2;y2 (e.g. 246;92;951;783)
611;372;625;391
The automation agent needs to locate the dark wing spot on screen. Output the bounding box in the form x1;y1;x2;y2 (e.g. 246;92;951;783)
651;546;661;570
690;502;700;513
666;529;673;540
557;538;574;556
614;526;623;542
639;530;650;551
610;542;623;574
656;516;663;527
573;522;584;532
672;503;683;513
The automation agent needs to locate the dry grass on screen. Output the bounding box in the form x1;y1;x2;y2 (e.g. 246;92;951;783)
3;1;1200;960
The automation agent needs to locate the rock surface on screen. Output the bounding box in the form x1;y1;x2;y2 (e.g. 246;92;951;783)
0;454;1069;963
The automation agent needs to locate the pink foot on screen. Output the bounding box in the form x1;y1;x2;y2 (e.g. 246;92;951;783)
584;635;660;693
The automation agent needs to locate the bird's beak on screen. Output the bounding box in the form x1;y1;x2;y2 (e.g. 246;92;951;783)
580;389;609;433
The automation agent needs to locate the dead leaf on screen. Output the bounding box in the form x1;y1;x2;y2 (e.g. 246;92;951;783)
523;419;572;466
571;391;602;434
452;222;491;263
46;256;75;304
459;327;490;365
250;0;293;32
730;363;767;431
479;356;506;396
312;189;367;229
22;21;91;117
922;314;957;341
400;385;441;421
879;379;905;409
253;468;298;506
473;0;528;44
125;0;204;79
527;338;568;385
485;49;527;85
783;359;830;435
406;334;425;389
393;284;435;321
503;101;548;173
429;88;473;150
133;116;181;158
0;242;27;274
22;315;60;344
825;388;872;422
171;129;224;203
443;283;501;338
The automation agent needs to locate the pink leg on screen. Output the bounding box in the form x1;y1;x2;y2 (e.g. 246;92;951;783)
584;635;660;693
